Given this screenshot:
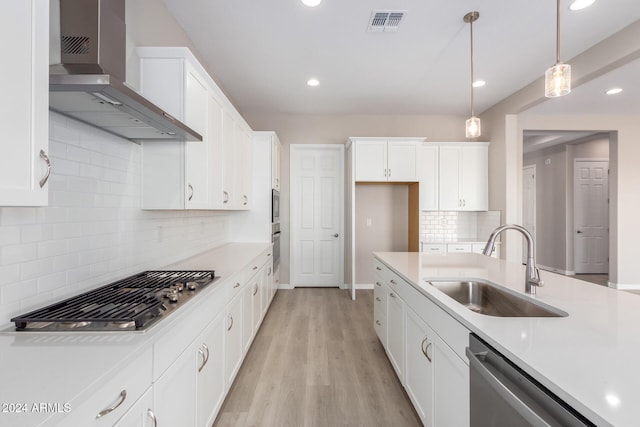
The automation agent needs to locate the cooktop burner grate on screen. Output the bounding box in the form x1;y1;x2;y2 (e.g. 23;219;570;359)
11;270;215;331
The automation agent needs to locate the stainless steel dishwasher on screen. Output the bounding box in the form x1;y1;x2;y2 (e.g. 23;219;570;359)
466;334;595;426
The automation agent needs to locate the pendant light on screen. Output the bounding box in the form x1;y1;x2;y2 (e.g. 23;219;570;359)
545;0;571;97
464;12;481;139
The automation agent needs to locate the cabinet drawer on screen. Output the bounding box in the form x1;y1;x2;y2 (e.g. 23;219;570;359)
422;243;446;254
61;347;152;426
447;243;472;253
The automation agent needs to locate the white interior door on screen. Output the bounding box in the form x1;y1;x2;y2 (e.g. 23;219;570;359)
522;165;536;264
574;160;609;274
291;145;344;287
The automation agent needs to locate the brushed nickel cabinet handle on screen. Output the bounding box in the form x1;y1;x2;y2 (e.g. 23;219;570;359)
188;184;194;201
147;408;158;427
376;266;382;271
198;343;210;372
223;191;229;203
421;338;432;362
96;390;126;418
234;282;240;288
375;281;382;287
243;195;248;205
253;284;258;296
375;297;381;302
389;292;396;298
253;266;258;270
39;149;51;188
227;314;234;331
376;320;382;326
390;279;396;285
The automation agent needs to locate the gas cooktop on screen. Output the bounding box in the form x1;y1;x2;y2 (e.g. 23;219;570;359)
11;270;217;332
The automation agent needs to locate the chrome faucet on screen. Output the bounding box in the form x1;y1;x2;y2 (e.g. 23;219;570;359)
483;224;544;295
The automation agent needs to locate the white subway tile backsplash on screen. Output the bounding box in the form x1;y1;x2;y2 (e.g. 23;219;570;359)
421;210;500;242
0;114;231;324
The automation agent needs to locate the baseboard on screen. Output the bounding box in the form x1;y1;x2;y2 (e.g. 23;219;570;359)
355;283;374;290
538;265;574;276
611;282;640;290
277;283;294;290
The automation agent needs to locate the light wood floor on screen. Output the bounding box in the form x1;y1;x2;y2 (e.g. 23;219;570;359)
213;288;421;427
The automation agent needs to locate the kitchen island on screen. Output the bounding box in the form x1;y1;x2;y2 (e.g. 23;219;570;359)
374;251;640;426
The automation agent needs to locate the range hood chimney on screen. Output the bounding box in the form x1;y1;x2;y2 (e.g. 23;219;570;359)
49;0;202;143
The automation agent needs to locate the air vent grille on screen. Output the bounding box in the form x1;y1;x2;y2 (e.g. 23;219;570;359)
368;10;406;32
61;36;90;55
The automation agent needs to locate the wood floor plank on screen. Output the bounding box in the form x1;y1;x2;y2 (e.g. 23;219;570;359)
213;288;422;427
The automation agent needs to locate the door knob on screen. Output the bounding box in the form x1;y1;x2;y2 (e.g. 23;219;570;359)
576;230;583;234
333;233;339;238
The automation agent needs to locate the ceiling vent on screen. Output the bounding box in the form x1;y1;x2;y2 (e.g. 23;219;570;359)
367;10;406;32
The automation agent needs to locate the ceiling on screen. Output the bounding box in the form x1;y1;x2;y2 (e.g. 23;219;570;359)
161;0;640;116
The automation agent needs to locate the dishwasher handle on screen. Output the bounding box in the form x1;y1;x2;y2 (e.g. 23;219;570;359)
466;347;551;426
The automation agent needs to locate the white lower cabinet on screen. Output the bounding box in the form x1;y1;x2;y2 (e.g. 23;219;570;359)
196;314;226;427
386;285;405;381
225;289;244;390
153;345;197;427
373;279;387;347
375;258;470;427
405;308;434;427
433;332;469;427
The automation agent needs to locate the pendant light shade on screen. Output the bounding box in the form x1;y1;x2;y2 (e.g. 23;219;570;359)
545;0;571;97
466;116;481;139
464;12;480;138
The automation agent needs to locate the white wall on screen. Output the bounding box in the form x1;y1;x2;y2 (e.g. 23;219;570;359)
0;114;231;327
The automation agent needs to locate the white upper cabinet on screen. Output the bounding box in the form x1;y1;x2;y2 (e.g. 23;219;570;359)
352;138;424;182
438;143;488;211
137;47;252;210
420;144;439;211
271;134;281;191
0;1;49;206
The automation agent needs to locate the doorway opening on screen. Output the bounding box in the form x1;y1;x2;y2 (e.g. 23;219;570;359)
522;130;611;287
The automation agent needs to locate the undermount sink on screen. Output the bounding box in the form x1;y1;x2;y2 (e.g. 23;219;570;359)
427;280;568;318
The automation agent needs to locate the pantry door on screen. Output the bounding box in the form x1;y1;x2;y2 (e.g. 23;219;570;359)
290;145;344;287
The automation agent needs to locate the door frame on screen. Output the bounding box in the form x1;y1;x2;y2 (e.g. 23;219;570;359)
572;158;609;275
522;164;536;264
289;144;345;288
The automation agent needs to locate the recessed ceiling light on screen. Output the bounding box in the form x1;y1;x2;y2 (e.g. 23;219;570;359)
307;78;320;87
569;0;595;11
472;80;486;88
605;88;623;95
301;0;321;7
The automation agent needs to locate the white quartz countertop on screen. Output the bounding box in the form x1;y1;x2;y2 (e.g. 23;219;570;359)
0;242;269;427
373;251;640;427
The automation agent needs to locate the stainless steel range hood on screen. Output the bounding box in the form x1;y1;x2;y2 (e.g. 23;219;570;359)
49;0;202;144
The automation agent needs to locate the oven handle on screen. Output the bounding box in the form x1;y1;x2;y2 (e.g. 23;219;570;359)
272;231;281;236
466;347;549;426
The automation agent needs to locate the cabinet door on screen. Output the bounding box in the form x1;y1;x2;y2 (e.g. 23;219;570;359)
433;333;470;427
355;140;387;181
196;314;225;427
208;93;225;208
221;111;236;208
438;146;462;210
252;273;262;334
113;388;155;427
460;145;488;211
242;280;254;354
420;144;439;210
271;136;281;190
0;0;49;206
386;286;405;382
405;309;434;427
184;63;211;209
387;141;419;182
153;347;197;427
225;291;243;389
235;125;253;209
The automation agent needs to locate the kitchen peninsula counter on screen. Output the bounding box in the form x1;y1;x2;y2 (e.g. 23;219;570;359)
374;251;640;427
0;242;269;427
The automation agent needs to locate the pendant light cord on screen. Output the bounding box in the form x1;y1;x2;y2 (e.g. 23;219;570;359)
556;0;561;64
470;16;475;117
